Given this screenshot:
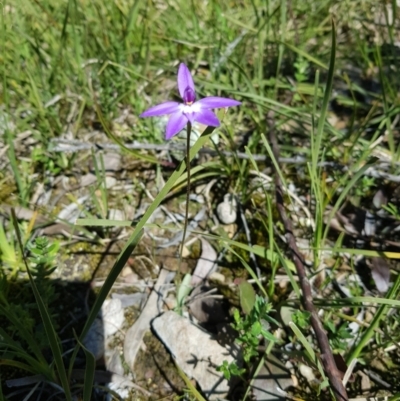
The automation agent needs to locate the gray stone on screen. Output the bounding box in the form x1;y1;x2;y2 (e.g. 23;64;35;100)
112;292;147;308
83;298;125;361
152;311;237;400
250;354;293;400
105;349;124;376
83;318;104;360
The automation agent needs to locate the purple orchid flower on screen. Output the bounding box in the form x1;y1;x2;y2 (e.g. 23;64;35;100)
140;63;241;140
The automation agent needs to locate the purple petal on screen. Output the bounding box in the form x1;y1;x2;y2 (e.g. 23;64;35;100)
193;108;220;127
140;102;180;118
197;96;241;108
177;63;195;100
165;111;188;140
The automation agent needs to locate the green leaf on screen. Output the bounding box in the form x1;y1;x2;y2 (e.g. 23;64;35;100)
239;280;256;315
260;328;277;343
250;321;262;336
177;274;192;311
292;310;311;329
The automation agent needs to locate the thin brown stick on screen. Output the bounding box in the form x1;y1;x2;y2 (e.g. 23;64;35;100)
267;111;348;401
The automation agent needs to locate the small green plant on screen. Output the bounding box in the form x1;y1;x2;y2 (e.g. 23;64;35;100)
354;176;375;197
294;55;310;83
0;220;38;277
1;213;143;400
292;309;311;330
218;296;278;381
0;237;60;357
232;296;278;363
217;360;246;381
31;146;69;176
324;320;353;352
28;237;59;278
383;202;400;219
27;237;59;310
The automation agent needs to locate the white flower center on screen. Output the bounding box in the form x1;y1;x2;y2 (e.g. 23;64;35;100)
180;103;201;114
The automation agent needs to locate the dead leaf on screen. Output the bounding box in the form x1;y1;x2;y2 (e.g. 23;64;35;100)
191;238;217;286
372;188;388;209
370;257;390;293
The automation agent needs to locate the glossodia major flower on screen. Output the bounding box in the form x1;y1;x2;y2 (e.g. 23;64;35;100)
140;63;241;140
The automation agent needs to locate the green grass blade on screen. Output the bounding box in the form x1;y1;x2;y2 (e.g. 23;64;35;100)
75;335;96;401
289;321;326;380
312;19;336;172
10;210;72;401
124;0;142;43
259;136;288;193
0;306;50;374
175;362;207;401
0;340;51;376
346;273;400;364
321;161;373;246
0;223;19;272
227;246;268;298
275;0;287;88
329;248;400;259
75;218;132;227
0;359;38;375
283;41;328;70
68;228;144;376
312;296;400;308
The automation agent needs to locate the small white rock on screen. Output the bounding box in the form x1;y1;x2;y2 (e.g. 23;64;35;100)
298;363;316;382
217;194;238;224
102;152;121;172
80;173;97;187
102;298;124;337
105;176;117;189
108;208;125;221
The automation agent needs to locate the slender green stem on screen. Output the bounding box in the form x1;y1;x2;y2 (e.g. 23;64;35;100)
179;123;192;276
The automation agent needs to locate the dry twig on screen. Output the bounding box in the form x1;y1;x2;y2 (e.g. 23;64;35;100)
267;111;348;401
